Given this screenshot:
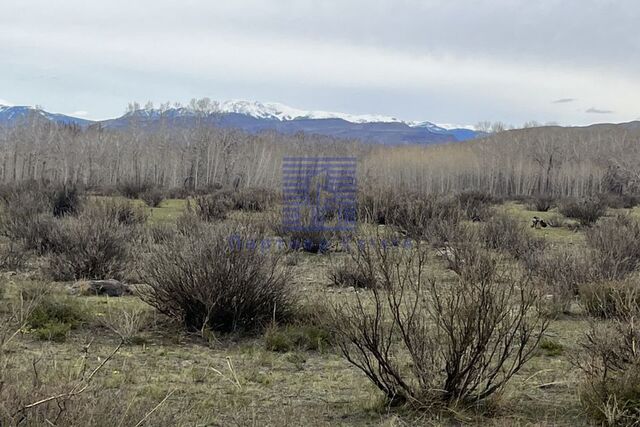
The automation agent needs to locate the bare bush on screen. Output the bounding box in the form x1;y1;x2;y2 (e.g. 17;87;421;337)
175;209;204;236
438;224;499;282
457;190;495;220
328;256;377;289
139;225;294;333
0;242;29;271
100;302;151;344
274;205;336;253
576;311;640;425
586;215;640;280
0;189;60;254
233;187;278;212
45;206;132;281
480;213;547;262
527;194;555;212
99;199;148;226
359;189;461;232
117;181;150;199
528;248;594;314
147;223;177;244
140;187;165;207
330;232;547;408
193;191;233;222
559;197;607;226
52;186;83;217
361;190;463;241
580;279;640;319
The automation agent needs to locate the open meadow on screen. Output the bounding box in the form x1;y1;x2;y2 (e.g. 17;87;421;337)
2;183;640;426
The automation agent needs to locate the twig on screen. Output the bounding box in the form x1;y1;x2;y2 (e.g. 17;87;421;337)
15;339;124;417
134;389;176;427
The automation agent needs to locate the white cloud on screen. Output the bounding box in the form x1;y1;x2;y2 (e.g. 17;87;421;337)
0;0;639;125
0;99;13;106
69;110;89;117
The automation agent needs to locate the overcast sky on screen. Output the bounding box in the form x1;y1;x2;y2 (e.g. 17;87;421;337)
1;0;639;126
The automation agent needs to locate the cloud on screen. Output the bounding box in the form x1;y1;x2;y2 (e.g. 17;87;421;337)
586;107;614;114
0;98;13;106
0;0;639;125
69;110;89;117
553;98;576;104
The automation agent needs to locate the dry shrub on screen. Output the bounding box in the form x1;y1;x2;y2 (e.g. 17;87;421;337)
439;224;499;282
0;242;29;271
580;279;640;319
175;209;204;236
457;190;495;220
100;302;151;344
328;257;377;289
1;282;47;349
45;206;132;281
147;222;177;244
0;189;60;254
481;213;547;261
586;215;640;280
51;186;83;217
233;187;278;212
559;197;607;226
98;199;148;226
529;248;594;315
527;194;555;212
117;181;150;199
140;187;165;207
597;192;640;210
576;313;640;425
274;205;337;253
139;225;294;333
359;189;461;232
361;190;463;240
193;191;233;221
330;232;548;408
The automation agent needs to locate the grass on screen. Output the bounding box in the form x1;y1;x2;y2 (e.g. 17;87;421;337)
3;280;591;426
0;198;602;425
499;201;586;245
149;198;189;224
91;196;188;224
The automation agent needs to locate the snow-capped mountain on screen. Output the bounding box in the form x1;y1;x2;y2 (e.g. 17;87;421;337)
0;105;92;127
0;101;480;144
213;100;406;124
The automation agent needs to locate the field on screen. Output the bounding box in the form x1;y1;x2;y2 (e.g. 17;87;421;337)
3;191;639;426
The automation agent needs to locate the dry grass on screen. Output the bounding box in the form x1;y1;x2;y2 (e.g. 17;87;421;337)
0;199;615;426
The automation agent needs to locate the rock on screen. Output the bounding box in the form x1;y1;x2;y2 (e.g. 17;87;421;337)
84;279;132;297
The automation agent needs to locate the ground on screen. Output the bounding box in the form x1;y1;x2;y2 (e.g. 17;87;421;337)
3;200;635;426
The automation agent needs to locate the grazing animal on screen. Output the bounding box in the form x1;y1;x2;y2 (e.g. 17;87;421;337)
531;216;548;229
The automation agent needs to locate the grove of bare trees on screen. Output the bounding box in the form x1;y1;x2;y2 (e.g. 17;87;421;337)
1;109;638;198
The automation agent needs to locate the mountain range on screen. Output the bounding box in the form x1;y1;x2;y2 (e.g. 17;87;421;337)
0;101;479;144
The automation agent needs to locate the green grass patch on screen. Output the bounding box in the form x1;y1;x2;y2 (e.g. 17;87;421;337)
149;198;188;224
499;202;585;245
265;324;332;353
28;296;86;342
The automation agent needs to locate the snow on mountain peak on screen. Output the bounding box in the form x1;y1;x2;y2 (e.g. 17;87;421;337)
214;100;405;124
